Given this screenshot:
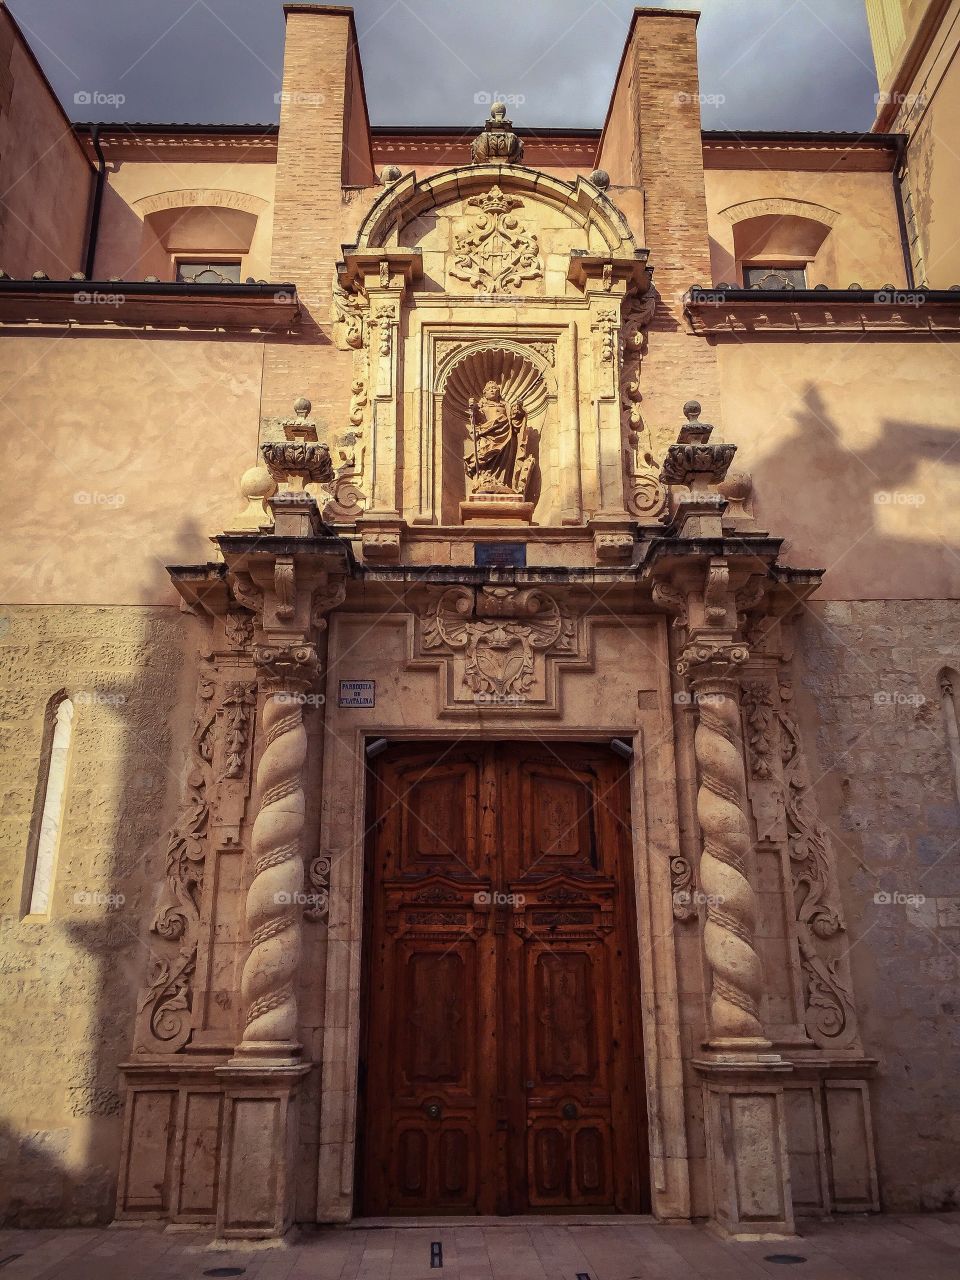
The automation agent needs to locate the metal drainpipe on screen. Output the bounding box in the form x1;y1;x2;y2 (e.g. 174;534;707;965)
83;125;106;281
892;133;916;290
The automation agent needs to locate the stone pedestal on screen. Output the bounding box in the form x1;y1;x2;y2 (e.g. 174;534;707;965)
459;493;535;525
695;1056;796;1239
214;1062;311;1239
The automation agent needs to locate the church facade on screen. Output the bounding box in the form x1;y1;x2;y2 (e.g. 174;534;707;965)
1;0;959;1238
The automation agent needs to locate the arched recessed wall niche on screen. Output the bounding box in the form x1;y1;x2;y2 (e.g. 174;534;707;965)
434;341;557;525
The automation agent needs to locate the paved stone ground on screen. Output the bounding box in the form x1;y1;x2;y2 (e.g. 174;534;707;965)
0;1215;958;1279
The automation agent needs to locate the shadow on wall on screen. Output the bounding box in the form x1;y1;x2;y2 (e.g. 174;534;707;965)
750;381;960;598
0;516;205;1224
747;381;960;1211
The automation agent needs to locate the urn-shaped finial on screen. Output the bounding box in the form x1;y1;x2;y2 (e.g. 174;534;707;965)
471;100;524;165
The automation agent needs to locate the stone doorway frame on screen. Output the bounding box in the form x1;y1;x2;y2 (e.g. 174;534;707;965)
314;614;691;1225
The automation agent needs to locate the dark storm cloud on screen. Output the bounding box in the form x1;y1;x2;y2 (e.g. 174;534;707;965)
6;0;880;131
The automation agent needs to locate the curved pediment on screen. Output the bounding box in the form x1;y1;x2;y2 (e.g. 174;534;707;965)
348;164;640;260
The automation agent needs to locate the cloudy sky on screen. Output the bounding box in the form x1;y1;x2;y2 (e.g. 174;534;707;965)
8;0;881;132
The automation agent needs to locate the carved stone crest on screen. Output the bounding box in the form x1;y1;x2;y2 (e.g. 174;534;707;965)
449;187;543;293
420;586;576;704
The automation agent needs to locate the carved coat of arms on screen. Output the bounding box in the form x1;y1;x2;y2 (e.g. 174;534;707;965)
449;187;543;294
420;586;575;701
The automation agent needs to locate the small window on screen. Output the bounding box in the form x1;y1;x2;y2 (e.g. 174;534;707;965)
176;260;242;284
24;695;74;917
743;265;808;290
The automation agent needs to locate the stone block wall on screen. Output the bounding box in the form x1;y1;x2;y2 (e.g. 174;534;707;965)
796;598;960;1211
0;605;192;1225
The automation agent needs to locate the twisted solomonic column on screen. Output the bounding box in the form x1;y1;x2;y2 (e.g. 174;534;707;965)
680;643;770;1049
237;642;318;1058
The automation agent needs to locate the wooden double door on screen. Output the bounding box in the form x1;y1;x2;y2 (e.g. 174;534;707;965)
358;741;649;1215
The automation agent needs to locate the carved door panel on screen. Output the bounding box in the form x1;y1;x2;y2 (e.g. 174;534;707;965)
359;743;647;1215
360;747;497;1214
501;747;647;1212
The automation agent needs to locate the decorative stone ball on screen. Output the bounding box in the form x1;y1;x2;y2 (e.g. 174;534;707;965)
589;168;610;190
683;400;702;421
239;464;278;502
490;101;508;121
293;396;312;418
718;471;753;503
381;165;403;184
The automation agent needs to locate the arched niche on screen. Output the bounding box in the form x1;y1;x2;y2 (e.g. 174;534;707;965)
434;341;557;524
720;199;839;288
349;164;640;260
131;189;269;281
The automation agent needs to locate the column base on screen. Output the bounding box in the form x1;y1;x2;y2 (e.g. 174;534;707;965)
214;1060;312;1239
694;1054;796;1239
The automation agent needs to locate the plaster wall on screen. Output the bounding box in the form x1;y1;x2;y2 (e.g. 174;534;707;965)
0;7;92;277
92;154;278;284
704;168;906;288
713;336;960;601
0;334;264;606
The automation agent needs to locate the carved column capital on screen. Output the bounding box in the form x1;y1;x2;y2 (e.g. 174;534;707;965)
677;641;750;684
252;641;319;693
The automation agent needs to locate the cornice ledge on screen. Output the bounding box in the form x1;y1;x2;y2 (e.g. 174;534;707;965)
684;285;960;335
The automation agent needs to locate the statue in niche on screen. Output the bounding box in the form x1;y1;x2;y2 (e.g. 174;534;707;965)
465;381;534;497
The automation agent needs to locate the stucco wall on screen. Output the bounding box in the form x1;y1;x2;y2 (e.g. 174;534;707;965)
0;7;92;277
704;167;906;289
713;336;960;601
0;605;193;1226
0;334;264;607
93;152;278;283
796;599;960;1211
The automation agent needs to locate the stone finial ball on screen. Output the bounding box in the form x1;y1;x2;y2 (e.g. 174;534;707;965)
589;168;610;190
683;400;702;421
293;396;312;417
718;471;753;502
239;464;278;501
491;100;508;120
381;165;402;184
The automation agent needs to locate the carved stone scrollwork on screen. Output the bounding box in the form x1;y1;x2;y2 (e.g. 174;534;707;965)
651;582;688;631
274;558;296;622
420;585;576;703
620;289;667;520
779;686;858;1049
671;856;696;922
229;572;262;617
136;667;216;1053
449;187;543;293
311;581;347;631
331;275;366;350
252;642;319;692
304;852;331;923
676;640;748;679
